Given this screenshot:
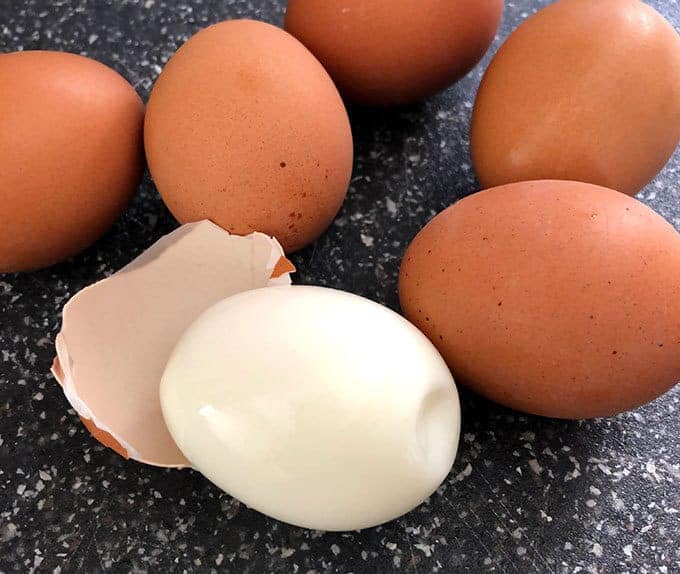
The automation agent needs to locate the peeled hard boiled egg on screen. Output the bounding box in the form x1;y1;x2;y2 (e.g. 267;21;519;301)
285;0;504;105
471;0;680;196
160;285;461;531
145;19;354;253
399;180;680;419
0;51;144;272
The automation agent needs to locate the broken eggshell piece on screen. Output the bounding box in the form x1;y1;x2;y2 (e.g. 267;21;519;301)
51;220;294;467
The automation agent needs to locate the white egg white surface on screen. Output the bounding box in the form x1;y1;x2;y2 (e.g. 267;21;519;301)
160;285;460;531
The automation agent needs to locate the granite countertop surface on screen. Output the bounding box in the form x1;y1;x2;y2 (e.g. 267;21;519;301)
1;1;679;572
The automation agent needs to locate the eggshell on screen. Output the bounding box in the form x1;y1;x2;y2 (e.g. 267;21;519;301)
284;0;504;105
52;221;293;467
0;51;144;272
471;0;680;196
144;20;353;253
399;180;680;419
161;285;460;531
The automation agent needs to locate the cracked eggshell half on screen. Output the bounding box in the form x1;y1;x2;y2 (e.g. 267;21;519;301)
52;221;294;467
160;285;461;531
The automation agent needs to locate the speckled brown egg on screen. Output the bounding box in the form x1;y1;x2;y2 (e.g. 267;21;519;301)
284;0;504;106
471;0;680;196
399;180;680;419
0;51;144;273
144;20;354;253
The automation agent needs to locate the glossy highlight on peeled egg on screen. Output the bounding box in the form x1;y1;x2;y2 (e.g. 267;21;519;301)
160;285;461;531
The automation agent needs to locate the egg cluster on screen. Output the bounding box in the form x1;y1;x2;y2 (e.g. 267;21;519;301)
2;0;679;532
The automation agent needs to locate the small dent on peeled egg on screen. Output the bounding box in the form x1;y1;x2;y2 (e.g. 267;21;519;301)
415;388;460;472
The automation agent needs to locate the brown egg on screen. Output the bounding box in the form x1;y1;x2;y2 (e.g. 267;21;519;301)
471;0;680;196
145;20;354;253
0;51;144;273
399;180;680;419
285;0;504;105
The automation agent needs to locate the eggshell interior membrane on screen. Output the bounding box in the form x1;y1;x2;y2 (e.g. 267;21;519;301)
285;0;504;105
0;50;144;272
399;180;680;419
52;221;294;467
144;19;354;253
161;286;461;531
471;0;680;196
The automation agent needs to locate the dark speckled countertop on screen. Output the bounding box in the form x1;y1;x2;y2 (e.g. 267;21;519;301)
1;1;679;572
